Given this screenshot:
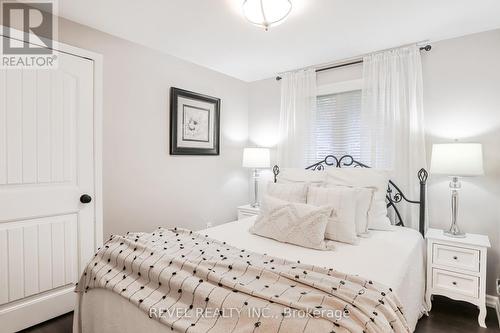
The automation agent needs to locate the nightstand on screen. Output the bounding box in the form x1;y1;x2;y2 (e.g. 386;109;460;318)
425;228;491;327
237;204;260;220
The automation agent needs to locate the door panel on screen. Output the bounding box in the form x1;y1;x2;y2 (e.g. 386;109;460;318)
21;71;37;184
0;230;7;304
38;221;53;293
0;70;5;184
0;69;82;186
0;46;95;311
5;71;23;184
23;224;39;297
36;70;52;183
0;215;78;304
7;227;23;301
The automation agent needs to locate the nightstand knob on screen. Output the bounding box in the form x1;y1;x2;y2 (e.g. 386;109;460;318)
453;256;458;260
452;281;457;286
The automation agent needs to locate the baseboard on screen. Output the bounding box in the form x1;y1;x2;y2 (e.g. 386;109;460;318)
0;285;75;333
486;294;500;328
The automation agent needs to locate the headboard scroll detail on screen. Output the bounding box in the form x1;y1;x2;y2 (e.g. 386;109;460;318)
272;154;428;236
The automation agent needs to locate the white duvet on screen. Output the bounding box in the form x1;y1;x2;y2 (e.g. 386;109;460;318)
205;218;428;331
74;217;428;332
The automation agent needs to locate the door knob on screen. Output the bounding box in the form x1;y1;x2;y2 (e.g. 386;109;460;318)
80;194;92;204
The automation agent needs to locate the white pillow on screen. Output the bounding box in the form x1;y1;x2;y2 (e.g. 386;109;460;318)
266;182;308;203
276;168;326;185
325;168;392;230
307;186;358;245
352;187;374;236
321;185;373;236
250;196;334;250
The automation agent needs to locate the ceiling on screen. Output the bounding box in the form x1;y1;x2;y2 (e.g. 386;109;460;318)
59;0;500;82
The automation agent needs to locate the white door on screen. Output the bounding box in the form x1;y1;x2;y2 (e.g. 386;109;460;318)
0;36;99;332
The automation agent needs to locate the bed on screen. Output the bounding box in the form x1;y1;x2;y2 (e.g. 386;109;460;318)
74;155;429;332
74;217;427;332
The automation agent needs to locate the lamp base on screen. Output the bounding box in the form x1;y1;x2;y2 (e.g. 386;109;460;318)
250;202;260;208
444;221;466;238
444;230;466;238
251;168;261;209
444;178;466;238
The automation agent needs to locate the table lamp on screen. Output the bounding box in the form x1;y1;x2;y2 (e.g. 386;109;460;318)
430;143;484;237
243;147;270;207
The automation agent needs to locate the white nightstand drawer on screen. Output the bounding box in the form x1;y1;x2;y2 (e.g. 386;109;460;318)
238;212;257;220
237;204;260;221
432;243;480;272
432;268;479;298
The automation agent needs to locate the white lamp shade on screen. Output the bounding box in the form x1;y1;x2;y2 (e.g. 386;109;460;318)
242;148;270;168
430;143;484;176
242;0;292;29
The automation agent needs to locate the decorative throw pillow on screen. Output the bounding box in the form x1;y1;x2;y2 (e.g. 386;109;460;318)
325;168;392;231
307;186;358;244
266;182;309;203
249;196;334;250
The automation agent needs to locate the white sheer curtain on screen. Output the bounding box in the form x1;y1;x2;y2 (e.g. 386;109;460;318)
360;45;427;230
277;69;317;168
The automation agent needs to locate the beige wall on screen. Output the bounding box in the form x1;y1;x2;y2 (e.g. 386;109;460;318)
248;29;500;295
53;18;250;237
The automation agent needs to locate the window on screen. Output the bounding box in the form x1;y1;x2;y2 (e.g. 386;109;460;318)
310;89;362;164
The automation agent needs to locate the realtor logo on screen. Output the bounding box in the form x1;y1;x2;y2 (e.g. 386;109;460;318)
1;0;58;68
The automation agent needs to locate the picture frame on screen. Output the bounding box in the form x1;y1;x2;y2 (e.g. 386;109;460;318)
169;87;220;155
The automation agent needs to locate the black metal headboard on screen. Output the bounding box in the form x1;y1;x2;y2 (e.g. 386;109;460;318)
272;155;428;236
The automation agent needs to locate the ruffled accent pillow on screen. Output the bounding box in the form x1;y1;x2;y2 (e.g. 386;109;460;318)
250;196;334;250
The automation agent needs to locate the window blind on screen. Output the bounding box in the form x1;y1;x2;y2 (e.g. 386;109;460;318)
310;90;362;164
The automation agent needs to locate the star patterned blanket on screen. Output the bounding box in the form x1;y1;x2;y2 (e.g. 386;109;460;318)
76;227;410;333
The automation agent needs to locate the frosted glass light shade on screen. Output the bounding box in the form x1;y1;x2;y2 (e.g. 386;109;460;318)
242;0;292;30
243;148;270;168
430;143;484;176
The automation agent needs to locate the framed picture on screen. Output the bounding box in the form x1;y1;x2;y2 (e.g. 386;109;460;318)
170;87;220;155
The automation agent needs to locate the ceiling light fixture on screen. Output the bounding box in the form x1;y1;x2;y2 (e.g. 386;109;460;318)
242;0;292;31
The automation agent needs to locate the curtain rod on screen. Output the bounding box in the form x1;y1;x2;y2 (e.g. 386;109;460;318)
275;44;432;81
